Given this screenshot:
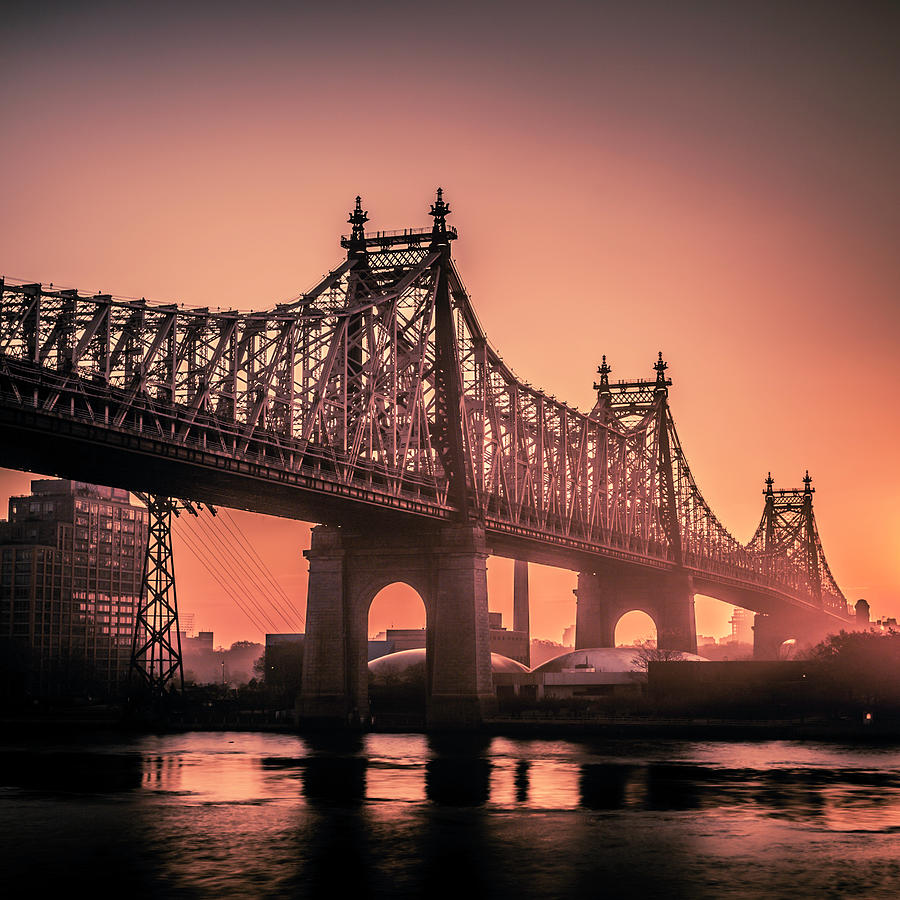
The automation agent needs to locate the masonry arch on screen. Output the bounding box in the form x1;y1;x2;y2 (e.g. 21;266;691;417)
367;581;429;640
366;581;430;723
614;609;658;648
777;638;799;660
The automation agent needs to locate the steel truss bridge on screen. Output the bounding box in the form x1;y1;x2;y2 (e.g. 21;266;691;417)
0;191;851;659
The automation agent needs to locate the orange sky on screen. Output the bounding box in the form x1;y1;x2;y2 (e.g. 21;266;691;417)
1;2;898;647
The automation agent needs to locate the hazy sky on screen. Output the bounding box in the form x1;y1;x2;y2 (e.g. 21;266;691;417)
2;1;898;646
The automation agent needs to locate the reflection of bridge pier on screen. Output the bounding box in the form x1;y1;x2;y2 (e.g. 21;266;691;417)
574;567;697;653
300;522;497;728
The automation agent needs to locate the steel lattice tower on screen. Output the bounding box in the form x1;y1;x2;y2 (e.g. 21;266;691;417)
130;494;184;695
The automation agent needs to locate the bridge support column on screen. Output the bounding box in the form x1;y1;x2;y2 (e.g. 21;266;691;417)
574;572;615;649
656;572;697;654
427;524;497;728
574;569;697;654
298;526;358;726
299;522;496;729
753;614;789;660
753;611;840;659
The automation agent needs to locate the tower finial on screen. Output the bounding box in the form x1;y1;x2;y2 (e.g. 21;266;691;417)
803;470;813;494
765;472;774;495
347;195;369;257
429;187;451;245
593;354;612;396
653;351;669;393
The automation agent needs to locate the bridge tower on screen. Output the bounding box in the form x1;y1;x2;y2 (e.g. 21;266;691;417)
300;191;496;728
576;354;697;654
752;473;836;658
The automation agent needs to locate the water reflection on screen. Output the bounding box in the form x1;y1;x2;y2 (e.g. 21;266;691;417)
514;758;530;803
2;734;899;898
303;755;367;806
579;763;636;810
0;748;143;793
425;734;492;806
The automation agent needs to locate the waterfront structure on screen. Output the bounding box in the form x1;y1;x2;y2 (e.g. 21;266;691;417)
0;191;852;724
492;647;709;702
0;479;148;697
369;647;528;684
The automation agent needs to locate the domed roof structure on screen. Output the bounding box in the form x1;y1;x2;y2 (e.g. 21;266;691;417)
369;647;529;678
533;647;709;674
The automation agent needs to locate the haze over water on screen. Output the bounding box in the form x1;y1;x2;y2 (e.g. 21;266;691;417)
1;732;898;898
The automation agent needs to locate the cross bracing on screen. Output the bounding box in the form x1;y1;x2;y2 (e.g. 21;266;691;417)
0;196;849;620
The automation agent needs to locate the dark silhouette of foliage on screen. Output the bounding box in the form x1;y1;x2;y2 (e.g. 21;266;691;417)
808;629;900;710
631;641;686;671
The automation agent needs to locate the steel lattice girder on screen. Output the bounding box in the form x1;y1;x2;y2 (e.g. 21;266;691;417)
0;249;849;617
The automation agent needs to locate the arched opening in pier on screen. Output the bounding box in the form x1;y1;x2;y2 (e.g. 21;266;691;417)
614;610;657;648
778;638;799;660
367;583;428;721
367;582;427;640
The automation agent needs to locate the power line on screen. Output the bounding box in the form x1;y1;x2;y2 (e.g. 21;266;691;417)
188;510;302;633
176;527;271;635
220;508;305;629
186;512;287;632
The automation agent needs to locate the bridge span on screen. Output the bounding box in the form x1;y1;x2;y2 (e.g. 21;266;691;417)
0;191;852;724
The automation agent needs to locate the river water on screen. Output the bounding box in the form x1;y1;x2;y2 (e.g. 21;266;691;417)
1;732;898;898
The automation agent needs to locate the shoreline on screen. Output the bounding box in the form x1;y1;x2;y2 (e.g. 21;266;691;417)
1;715;898;743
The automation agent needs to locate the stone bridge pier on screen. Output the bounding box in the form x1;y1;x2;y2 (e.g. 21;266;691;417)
574;568;698;653
299;522;497;729
752;610;836;659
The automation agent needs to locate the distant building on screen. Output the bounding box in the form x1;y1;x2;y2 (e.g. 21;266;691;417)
492;648;710;701
367;640;393;661
181;630;214;654
367;628;425;660
0;479;148;698
386;628;427;652
264;633;304;697
729;608;753;644
489;612;529;666
265;633;303;649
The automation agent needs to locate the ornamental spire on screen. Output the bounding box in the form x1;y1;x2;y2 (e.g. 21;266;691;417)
653;351;669;394
346;195;368;257
803;470;813;494
593;354;612;396
430;187;451;245
764;472;774;496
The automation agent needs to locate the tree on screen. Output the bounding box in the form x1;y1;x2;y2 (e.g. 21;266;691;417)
253;654;265;680
807;629;900;709
631;641;686;671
